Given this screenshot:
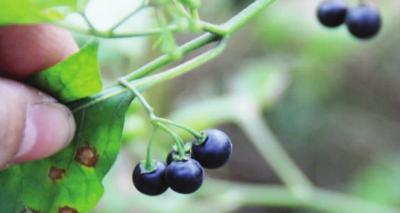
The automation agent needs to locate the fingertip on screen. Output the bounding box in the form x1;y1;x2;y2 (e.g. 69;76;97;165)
0;24;79;79
12;102;76;163
0;78;76;168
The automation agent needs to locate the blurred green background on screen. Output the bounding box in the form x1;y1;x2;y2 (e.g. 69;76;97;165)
74;0;400;212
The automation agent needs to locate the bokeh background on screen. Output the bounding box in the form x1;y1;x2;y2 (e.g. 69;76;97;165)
70;0;400;212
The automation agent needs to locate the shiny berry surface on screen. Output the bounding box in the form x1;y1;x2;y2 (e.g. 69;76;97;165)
132;161;168;196
346;4;381;39
317;0;347;27
165;159;204;194
192;129;232;169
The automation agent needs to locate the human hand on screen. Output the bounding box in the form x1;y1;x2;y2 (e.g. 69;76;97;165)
0;25;78;169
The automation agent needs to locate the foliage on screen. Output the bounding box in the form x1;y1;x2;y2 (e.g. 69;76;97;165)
0;0;399;213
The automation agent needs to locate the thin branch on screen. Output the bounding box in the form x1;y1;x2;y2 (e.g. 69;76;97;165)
202;180;398;213
235;98;314;198
108;1;150;34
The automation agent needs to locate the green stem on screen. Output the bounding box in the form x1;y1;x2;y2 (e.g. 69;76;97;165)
173;0;191;18
119;79;189;161
131;38;226;90
69;0;277;111
222;0;277;34
200;21;227;36
235;98;314;199
144;127;157;171
108;3;150;34
56;21;180;39
156;122;186;157
80;12;96;33
203;180;398;213
154;117;205;141
68;35;224;112
125;33;218;81
63;0;276;38
118;79;155;116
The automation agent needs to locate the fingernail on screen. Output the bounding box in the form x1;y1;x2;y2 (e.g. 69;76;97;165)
13;103;75;163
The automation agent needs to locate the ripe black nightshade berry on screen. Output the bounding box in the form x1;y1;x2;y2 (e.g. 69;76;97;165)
192;129;232;169
132;161;168;196
165;159;204;194
346;4;381;39
317;0;347;28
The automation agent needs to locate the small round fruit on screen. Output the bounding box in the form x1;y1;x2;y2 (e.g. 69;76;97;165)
165;159;204;194
346;4;381;39
132;161;168;196
192;129;232;169
317;0;347;28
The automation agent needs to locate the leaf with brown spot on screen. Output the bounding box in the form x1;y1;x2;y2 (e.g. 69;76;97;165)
0;39;135;212
48;167;66;181
74;145;98;167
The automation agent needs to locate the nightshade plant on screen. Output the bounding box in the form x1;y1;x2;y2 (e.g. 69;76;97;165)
0;0;274;212
0;0;393;213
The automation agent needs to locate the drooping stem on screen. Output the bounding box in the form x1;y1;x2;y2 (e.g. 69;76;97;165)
119;79;155;116
118;79;189;158
144;127;157;171
124;33;219;81
153;117;206;141
69;36;225;112
156;122;186;158
80;12;96;33
62;0;275;39
108;2;151;35
202;179;398;213
70;0;275;111
235;98;314;198
129;37;227;90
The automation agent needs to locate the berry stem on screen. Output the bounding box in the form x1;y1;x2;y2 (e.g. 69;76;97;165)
144;127;157;171
118;79;155;116
153;117;206;141
155;122;187;158
118;79;187;158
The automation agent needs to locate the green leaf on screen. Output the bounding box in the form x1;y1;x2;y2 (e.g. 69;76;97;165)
0;37;134;212
30;41;103;102
0;92;135;213
0;0;84;25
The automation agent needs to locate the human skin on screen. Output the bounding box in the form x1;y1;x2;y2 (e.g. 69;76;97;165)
0;25;78;169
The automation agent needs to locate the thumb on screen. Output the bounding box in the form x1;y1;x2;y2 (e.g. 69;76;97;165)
0;78;75;169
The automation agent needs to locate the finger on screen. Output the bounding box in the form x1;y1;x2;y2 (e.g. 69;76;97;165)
0;24;79;79
0;78;76;169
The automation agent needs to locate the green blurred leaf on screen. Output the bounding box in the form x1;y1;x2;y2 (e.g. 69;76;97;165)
30;41;102;102
0;0;85;25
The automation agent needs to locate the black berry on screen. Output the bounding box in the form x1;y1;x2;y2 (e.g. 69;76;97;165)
132;161;168;196
346;4;381;39
165;159;204;194
317;0;347;28
192;129;232;169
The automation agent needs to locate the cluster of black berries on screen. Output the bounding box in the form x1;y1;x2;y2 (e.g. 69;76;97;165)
317;0;382;39
132;129;232;195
